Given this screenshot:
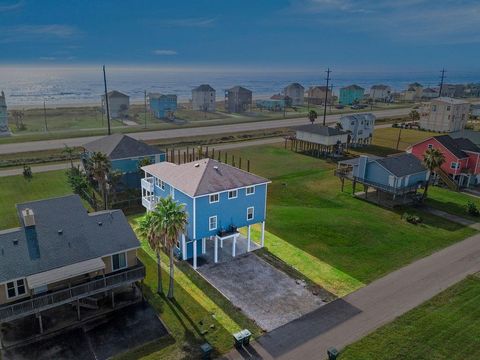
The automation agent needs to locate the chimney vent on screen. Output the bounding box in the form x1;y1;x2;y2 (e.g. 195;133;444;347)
58;229;63;235
194;163;200;167
12;239;19;246
22;208;35;227
98;221;103;226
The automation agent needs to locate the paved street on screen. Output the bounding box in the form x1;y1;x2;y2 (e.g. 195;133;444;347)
225;231;480;360
0;108;410;155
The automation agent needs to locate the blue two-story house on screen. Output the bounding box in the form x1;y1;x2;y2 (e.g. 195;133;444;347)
141;158;270;269
83;134;165;189
335;153;428;200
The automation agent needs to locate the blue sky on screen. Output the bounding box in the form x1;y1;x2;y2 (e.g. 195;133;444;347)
1;0;480;70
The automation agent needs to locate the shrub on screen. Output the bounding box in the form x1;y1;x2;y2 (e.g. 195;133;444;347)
466;201;480;217
22;164;32;179
402;212;423;225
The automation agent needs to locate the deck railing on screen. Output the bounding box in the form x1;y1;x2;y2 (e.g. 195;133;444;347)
0;264;145;323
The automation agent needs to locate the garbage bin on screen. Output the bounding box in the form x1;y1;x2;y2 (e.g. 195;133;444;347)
200;342;213;360
241;329;252;346
327;347;339;360
233;331;244;349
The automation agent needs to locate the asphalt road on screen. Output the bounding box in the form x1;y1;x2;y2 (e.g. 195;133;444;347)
0;108;410;155
225;231;480;360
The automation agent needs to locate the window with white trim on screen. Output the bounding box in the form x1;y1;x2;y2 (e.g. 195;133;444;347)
155;178;165;190
247;207;254;221
209;193;219;203
228;190;238;199
450;162;459;170
209;216;217;231
112;252;127;271
246;186;255;195
427;144;433;149
6;279;26;299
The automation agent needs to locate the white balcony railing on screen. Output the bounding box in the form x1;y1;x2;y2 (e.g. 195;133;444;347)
141;177;154;192
142;195;157;211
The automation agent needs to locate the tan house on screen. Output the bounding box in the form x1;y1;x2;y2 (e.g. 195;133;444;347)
306;86;333;105
419;97;470;132
403;82;423;101
0;195;144;340
101;90;130;118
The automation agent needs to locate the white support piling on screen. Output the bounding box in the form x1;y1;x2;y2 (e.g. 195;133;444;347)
247;225;251;252
232;235;237;257
261;221;265;247
214;237;219;263
182;234;187;260
193;239;197;269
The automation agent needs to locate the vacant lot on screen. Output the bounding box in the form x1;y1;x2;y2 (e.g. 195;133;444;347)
0;170;74;229
340;276;480;360
227;144;475;285
373;127;438;151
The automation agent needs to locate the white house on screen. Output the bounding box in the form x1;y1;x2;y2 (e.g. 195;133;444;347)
283;83;305;106
294;124;349;157
369;85;391;102
419;97;470;132
422;88;438;99
192;84;216;112
339;113;376;146
101;90;130;119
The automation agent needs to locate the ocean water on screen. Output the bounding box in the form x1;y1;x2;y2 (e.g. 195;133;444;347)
1;66;479;107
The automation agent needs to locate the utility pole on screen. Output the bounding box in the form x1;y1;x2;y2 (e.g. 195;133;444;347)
103;65;111;135
323;68;331;125
439;68;446;97
144;90;147;129
43;100;48;132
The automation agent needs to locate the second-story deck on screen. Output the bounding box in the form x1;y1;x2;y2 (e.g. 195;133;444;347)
0;263;145;323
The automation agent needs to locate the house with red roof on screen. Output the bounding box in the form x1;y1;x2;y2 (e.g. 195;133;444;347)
407;134;480;188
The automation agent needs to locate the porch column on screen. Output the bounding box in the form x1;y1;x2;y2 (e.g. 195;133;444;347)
182;234;187;261
193;239;198;269
77;299;81;320
111;291;115;308
37;313;44;334
261;221;265;247
202;237;206;254
214;237;219;263
232;235;237;257
247;225;251;252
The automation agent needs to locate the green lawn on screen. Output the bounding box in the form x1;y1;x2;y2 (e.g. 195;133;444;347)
0;170;74;229
340;276;480;360
228;144;476;285
115;216;262;359
427;187;480;221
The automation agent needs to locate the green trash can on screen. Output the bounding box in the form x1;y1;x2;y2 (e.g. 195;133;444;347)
233;331;244;349
241;329;252;346
327;347;339;360
200;342;213;360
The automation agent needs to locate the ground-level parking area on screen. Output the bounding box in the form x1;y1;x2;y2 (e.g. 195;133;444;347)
198;252;326;331
1;303;168;360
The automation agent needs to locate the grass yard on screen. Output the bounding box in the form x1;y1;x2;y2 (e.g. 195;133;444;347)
372;127;438;151
0;170;74;229
228;144;476;285
340;276;480;360
426;187;480;221
115;216;262;359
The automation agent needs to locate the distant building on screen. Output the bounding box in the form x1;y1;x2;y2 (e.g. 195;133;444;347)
271;94;291;106
419;97;470;133
283;83;304;106
339;85;365;105
294;124;349;156
471;104;480;118
0;91;9;136
465;83;480;97
306;86;332;105
256;99;285;112
403;82;423;101
339;113;376;146
421;88;438;99
149;93;177;119
440;84;466;98
225;86;252;113
192;84;216;112
101;90;129;119
369;85;392;102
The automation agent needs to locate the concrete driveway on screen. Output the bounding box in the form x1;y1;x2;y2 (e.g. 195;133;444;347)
198;252;326;331
1;303;168;360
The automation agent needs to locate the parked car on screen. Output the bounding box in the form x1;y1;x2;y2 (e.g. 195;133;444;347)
335;104;345;109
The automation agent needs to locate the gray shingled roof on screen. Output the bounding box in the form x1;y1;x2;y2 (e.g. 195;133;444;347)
227;86;252;94
193;84;215;92
434;135;469;158
371;84;389;90
376;153;426;177
294;124;348;136
453;137;480;153
83;134;163;160
105;90;129;98
0;195;140;283
142;158;270;197
342;84;364;91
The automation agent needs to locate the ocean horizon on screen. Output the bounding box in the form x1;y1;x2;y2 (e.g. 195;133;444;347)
1;66;479;107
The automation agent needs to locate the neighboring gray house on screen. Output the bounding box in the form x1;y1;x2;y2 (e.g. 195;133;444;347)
283;83;305;106
339;113;376;146
422;87;438;99
440;84;466;98
369;85;391;102
192;84;216;112
102;90;130;118
293;124;349;156
0;91;9;136
225;86;252;113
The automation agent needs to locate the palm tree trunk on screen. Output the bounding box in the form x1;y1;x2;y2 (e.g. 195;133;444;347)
422;171;431;200
156;251;163;295
167;246;175;299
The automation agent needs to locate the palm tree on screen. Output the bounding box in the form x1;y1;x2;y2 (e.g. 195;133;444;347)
409;110;420;123
137;212;164;295
62;144;76;168
422;148;446;199
335;122;343;130
157;197;188;299
87;152;111;210
308;110;318;124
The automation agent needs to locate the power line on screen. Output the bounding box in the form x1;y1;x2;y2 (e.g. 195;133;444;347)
323;67;331;126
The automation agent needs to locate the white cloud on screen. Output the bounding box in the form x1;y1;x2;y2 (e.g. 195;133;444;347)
156;17;215;28
0;24;80;43
153;49;178;56
0;0;23;12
